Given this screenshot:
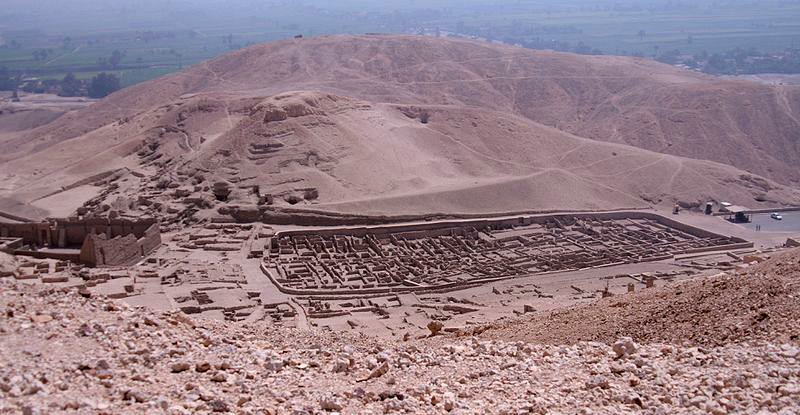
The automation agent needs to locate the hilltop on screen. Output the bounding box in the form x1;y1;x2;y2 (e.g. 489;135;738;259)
0;35;798;221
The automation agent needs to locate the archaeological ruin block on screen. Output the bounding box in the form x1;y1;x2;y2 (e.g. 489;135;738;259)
0;218;161;266
262;212;751;296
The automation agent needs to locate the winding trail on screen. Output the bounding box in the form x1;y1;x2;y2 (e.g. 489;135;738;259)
421;124;537;172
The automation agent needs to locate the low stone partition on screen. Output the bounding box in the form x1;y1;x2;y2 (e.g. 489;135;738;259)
0;237;23;254
14;249;80;263
260;262;514;297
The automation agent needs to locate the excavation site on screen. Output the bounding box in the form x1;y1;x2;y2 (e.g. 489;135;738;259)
1;7;800;413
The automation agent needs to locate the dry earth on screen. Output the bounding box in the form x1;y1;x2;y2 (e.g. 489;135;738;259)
0;35;798;222
481;248;800;347
0;252;16;274
1;249;800;414
1;35;799;415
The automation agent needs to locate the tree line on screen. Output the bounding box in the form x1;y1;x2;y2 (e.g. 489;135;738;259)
657;47;800;75
0;68;121;98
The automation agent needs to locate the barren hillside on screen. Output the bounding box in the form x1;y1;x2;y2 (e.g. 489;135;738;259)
0;35;798;221
11;35;797;181
480;248;800;347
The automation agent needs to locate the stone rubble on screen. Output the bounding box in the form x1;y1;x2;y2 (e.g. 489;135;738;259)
1;279;799;414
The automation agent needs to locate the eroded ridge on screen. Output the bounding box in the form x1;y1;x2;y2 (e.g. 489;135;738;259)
262;213;752;296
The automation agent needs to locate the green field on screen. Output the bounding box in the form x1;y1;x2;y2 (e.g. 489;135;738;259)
446;3;800;57
1;0;799;88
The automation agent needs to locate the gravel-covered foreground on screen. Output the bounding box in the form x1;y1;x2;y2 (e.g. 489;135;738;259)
1;279;799;415
481;248;800;348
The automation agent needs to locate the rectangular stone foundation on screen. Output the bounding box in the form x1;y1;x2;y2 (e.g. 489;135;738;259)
264;212;751;296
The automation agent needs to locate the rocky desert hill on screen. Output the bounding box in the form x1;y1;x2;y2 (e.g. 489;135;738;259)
481;248;800;347
0;35;798;221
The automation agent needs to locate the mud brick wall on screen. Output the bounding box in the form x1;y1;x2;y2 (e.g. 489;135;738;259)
0;223;50;246
78;222;161;267
57;217;159;246
138;223;162;255
80;233;140;267
1;218;159;248
2;218;161;266
275;212;749;244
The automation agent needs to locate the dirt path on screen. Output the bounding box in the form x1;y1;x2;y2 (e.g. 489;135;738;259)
422;124;538;171
44;46;82;66
776;87;800;127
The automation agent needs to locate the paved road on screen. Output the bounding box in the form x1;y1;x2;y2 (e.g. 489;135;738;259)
741;211;800;233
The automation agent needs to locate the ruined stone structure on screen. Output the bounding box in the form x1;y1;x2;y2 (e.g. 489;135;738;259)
79;223;161;267
263;213;751;296
0;217;158;248
174;223;254;252
0;237;23;254
0;218;161;266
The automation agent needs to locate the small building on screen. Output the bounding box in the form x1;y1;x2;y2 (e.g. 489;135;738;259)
721;205;752;223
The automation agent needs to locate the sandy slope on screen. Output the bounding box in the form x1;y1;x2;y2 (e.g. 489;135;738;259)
1;90;797;220
0;35;798;220
47;34;794;185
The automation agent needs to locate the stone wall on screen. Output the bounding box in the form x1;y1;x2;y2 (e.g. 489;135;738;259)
79;222;162;267
1;218;161;266
138;223;161;256
56;217;159;247
80;233;139;267
274;212;748;244
0;222;50;247
0;218;158;248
